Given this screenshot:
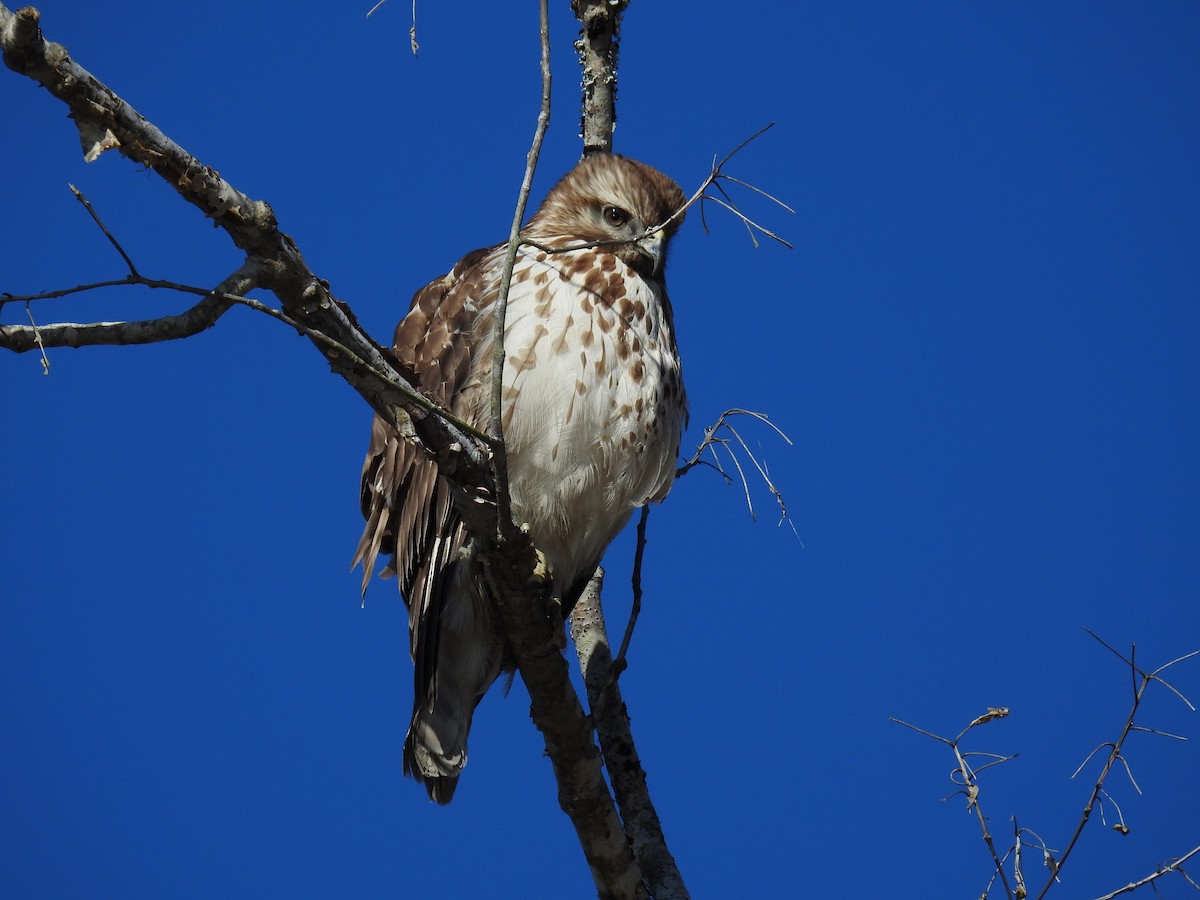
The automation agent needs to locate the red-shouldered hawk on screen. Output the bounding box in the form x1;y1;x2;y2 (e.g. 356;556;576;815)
354;154;688;803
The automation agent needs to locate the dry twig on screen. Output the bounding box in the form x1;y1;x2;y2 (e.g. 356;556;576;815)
677;408;794;526
488;0;553;540
893;707;1020;900
1037;632;1199;900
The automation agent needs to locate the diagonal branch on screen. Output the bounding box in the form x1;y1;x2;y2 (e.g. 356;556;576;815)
1036;633;1199;900
0;2;490;497
1091;843;1200;900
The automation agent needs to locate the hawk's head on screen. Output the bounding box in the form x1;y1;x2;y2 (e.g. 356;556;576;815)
525;154;687;278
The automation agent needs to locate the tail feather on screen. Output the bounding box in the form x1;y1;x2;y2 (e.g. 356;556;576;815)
403;721;464;805
402;554;506;803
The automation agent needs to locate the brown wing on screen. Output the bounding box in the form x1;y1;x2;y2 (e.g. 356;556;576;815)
352;245;498;694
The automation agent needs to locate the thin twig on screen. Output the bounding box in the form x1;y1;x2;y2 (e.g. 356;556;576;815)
24;302;49;375
1033;634;1200;900
488;0;552;541
68;184;139;276
893;711;1018;900
1013;818;1027;900
614;506;650;672
1091;843;1200;899
677;408;793;527
4;275;146;305
700;193;793;249
716;175;796;214
643;123;793;249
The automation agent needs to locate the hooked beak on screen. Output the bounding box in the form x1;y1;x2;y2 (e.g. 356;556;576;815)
636;228;667;277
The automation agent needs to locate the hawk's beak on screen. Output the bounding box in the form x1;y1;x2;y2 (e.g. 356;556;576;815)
637;228;667;277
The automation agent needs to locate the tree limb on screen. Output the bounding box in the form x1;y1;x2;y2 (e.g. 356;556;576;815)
570;572;690;900
0;3;489;500
572;0;626;156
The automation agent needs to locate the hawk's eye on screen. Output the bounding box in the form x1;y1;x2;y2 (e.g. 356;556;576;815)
602;205;631;228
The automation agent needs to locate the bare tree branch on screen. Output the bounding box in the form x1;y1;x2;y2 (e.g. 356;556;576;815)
1;266;249;352
0;3;492;498
892;709;1019;900
614;506;651;671
569;572;689;900
1037;634;1199;900
572;0;627;156
489;0;554;539
1091;843;1200;900
896;635;1199;900
677;408;794;526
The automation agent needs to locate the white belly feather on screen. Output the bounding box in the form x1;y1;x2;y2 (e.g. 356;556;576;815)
488;249;684;591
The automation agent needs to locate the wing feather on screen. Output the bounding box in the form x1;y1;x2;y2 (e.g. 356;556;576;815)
353;245;499;695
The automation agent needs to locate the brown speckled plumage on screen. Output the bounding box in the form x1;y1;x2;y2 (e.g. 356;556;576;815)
353;155;688;803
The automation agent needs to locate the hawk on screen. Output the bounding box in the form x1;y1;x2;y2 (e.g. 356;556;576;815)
354;154;688;803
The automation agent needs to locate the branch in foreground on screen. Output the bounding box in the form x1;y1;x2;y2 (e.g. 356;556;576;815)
489;0;554;539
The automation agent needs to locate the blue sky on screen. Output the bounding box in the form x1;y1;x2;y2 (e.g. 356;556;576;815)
3;2;1199;897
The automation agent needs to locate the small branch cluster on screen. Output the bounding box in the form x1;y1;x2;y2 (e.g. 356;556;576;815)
650;124;794;250
894;632;1199;900
892;706;1022;899
677;408;794;526
608;407;795;680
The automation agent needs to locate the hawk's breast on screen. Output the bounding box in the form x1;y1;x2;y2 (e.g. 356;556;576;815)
482;247;685;590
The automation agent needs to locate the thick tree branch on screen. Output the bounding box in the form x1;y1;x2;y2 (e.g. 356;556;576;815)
570;572;689;900
490;553;646;900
